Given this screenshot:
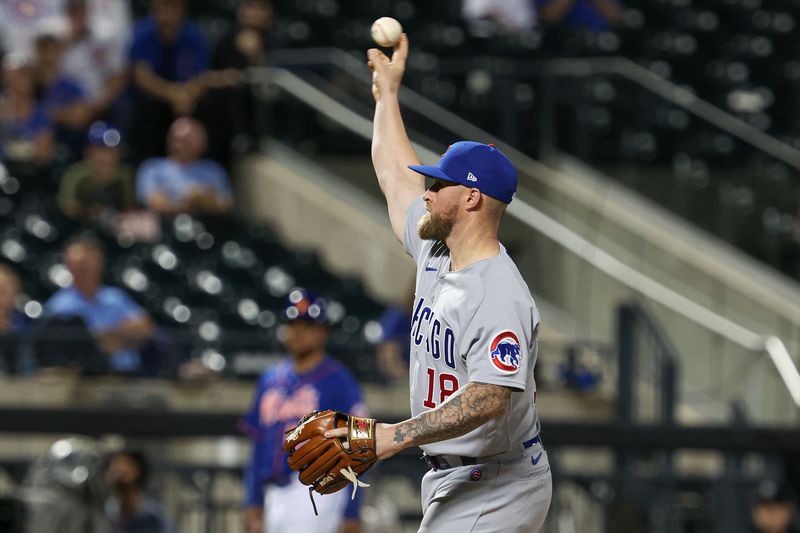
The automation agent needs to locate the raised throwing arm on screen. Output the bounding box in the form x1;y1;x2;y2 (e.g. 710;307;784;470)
369;34;426;242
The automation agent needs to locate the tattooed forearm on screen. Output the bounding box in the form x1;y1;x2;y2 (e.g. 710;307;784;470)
392;382;511;448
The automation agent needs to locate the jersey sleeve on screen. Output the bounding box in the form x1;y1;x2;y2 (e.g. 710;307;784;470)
402;196;426;262
242;445;265;507
240;374;266;506
460;290;538;391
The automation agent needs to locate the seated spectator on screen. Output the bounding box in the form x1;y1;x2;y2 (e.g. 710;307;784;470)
462;0;538;37
0;53;54;168
0;0;65;61
85;0;133;63
137;117;234;215
44;236;155;373
104;450;171;533
207;0;273;168
57;121;136;220
61;0;129;124
32;31;92;157
537;0;621;32
0;264;31;373
129;0;209;163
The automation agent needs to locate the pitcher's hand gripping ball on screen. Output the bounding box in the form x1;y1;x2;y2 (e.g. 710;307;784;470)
283;410;377;500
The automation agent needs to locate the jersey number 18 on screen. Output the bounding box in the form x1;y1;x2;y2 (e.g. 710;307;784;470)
423;367;460;408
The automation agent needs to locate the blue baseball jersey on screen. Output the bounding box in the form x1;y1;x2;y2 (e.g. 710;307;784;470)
240;356;367;518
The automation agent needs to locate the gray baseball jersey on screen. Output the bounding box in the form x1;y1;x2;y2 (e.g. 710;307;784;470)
403;197;541;459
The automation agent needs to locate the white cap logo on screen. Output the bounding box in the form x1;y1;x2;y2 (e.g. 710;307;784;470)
467;172;478;182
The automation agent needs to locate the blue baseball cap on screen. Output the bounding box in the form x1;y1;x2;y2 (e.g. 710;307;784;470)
282;288;328;324
408;141;517;204
87;121;121;148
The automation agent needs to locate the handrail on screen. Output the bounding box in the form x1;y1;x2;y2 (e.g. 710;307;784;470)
255;66;800;408
268;48;800;172
543;56;800;172
265;50;800;320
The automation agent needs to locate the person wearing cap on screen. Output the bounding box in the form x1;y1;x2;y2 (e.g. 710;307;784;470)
57;121;135;220
752;480;800;533
239;288;366;533
325;35;551;531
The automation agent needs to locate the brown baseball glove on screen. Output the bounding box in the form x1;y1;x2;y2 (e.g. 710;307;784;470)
283;410;377;499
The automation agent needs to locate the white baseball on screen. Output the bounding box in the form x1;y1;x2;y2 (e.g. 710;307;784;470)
370;17;402;47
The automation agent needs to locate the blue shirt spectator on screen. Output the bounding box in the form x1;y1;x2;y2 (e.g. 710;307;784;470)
33;32;92;157
40;76;86;115
129;17;209;84
0;101;51;161
537;0;621;32
45;286;147;372
136;117;233;215
43;236;154;373
137;159;232;207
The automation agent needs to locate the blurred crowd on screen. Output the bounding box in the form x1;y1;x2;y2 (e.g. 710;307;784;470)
0;0;272;175
0;0;277;379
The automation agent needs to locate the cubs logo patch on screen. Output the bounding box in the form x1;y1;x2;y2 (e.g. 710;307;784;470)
489;331;521;374
469;468;482;481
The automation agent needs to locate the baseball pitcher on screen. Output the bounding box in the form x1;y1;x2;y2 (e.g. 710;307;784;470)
305;34;552;532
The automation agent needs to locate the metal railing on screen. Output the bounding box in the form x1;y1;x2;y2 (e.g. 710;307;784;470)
617;303;678;425
250;61;800;412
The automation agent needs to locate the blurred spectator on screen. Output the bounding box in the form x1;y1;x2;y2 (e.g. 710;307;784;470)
462;0;538;37
375;287;414;384
136;117;233;215
751;480;800;533
57;121;135;221
0;264;27;333
86;0;132;61
0;53;54;168
206;0;273;168
0;0;65;60
105;450;170;533
44;236;155;373
32;31;93;157
129;0;209;163
536;0;621;32
61;0;129;124
240;288;365;533
0;264;30;373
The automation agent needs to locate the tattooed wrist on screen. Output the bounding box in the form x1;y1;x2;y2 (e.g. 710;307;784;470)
396;382;511;448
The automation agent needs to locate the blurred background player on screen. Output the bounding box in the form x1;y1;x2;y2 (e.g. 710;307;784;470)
239;288;366;533
751;480;800;533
